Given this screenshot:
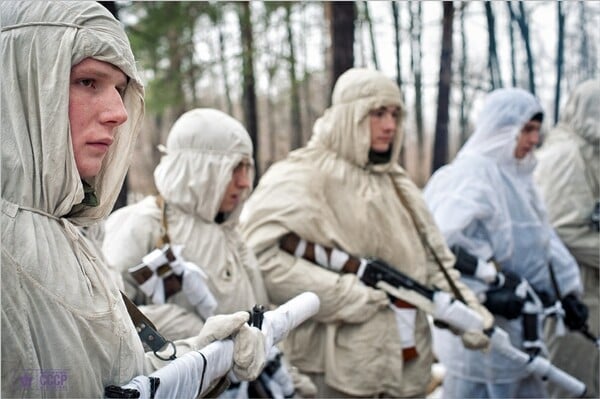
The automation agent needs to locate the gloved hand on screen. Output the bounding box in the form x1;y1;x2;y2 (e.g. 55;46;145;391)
562;293;589;330
181;262;218;320
192;311;250;350
232;322;267;381
483;286;525;319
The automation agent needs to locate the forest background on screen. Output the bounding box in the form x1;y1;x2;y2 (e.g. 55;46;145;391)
101;1;600;208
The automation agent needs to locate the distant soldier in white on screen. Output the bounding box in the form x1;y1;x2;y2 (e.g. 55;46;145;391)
103;108;314;398
535;79;600;398
423;88;586;398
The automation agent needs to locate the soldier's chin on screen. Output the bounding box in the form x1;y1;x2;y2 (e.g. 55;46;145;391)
372;143;391;152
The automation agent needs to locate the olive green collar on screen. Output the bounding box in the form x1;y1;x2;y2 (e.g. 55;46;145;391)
81;180;99;207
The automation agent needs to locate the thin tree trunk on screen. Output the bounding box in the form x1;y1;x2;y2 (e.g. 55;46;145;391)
410;2;425;176
327;1;356;100
300;4;315;143
391;1;404;166
554;1;565;124
239;2;260;184
218;24;234;116
506;1;517;87
432;1;454;174
391;1;402;89
363;1;379;69
578;2;594;80
514;1;536;95
459;2;469;147
285;4;303;150
484;2;502;89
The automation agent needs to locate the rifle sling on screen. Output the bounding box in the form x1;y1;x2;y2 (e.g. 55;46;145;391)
388;177;466;303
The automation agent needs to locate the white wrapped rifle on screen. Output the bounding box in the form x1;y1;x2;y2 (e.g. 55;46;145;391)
380;282;587;398
105;292;320;399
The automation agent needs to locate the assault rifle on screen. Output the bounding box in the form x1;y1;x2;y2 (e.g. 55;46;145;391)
105;292;320;399
279;233;587;397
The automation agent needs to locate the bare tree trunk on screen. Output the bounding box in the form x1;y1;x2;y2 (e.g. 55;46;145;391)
391;1;402;88
432;1;454;174
578;2;595;80
484;2;502;89
218;25;234;116
326;1;356;101
285;4;304;150
239;2;260;184
186;5;200;107
459;2;469;147
391;1;405;166
363;1;379;69
554;1;565;124
506;1;517;87
410;2;425;176
513;2;536;95
300;4;315;143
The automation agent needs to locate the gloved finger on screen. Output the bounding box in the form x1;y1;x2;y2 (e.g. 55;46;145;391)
194;311;250;349
232;323;267;381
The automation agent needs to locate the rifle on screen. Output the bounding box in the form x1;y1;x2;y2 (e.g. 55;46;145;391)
105;292;320;399
279;233;587;397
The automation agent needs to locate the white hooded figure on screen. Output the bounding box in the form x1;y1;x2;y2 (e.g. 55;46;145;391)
423;88;584;398
103;109;269;334
535;80;600;398
239;68;493;398
1;3;268;397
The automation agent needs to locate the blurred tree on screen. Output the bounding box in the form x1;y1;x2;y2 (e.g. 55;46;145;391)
326;1;356;100
409;1;425;176
554;1;565;124
362;1;379;69
458;2;470;147
284;3;304;151
508;1;536;95
578;2;595;80
391;1;402;90
206;6;234;116
506;1;517;87
484;2;503;90
238;2;260;184
432;1;454;173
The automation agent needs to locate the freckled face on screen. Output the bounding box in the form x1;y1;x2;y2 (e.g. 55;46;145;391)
69;58;128;179
369;106;400;152
514;120;541;159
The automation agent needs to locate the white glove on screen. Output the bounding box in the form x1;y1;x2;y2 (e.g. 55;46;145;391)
474;258;498;284
181;261;218;320
138;273;166;304
433;291;491;351
130;244;186;304
192;311;250;350
433;291;484;332
232;323;267;381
